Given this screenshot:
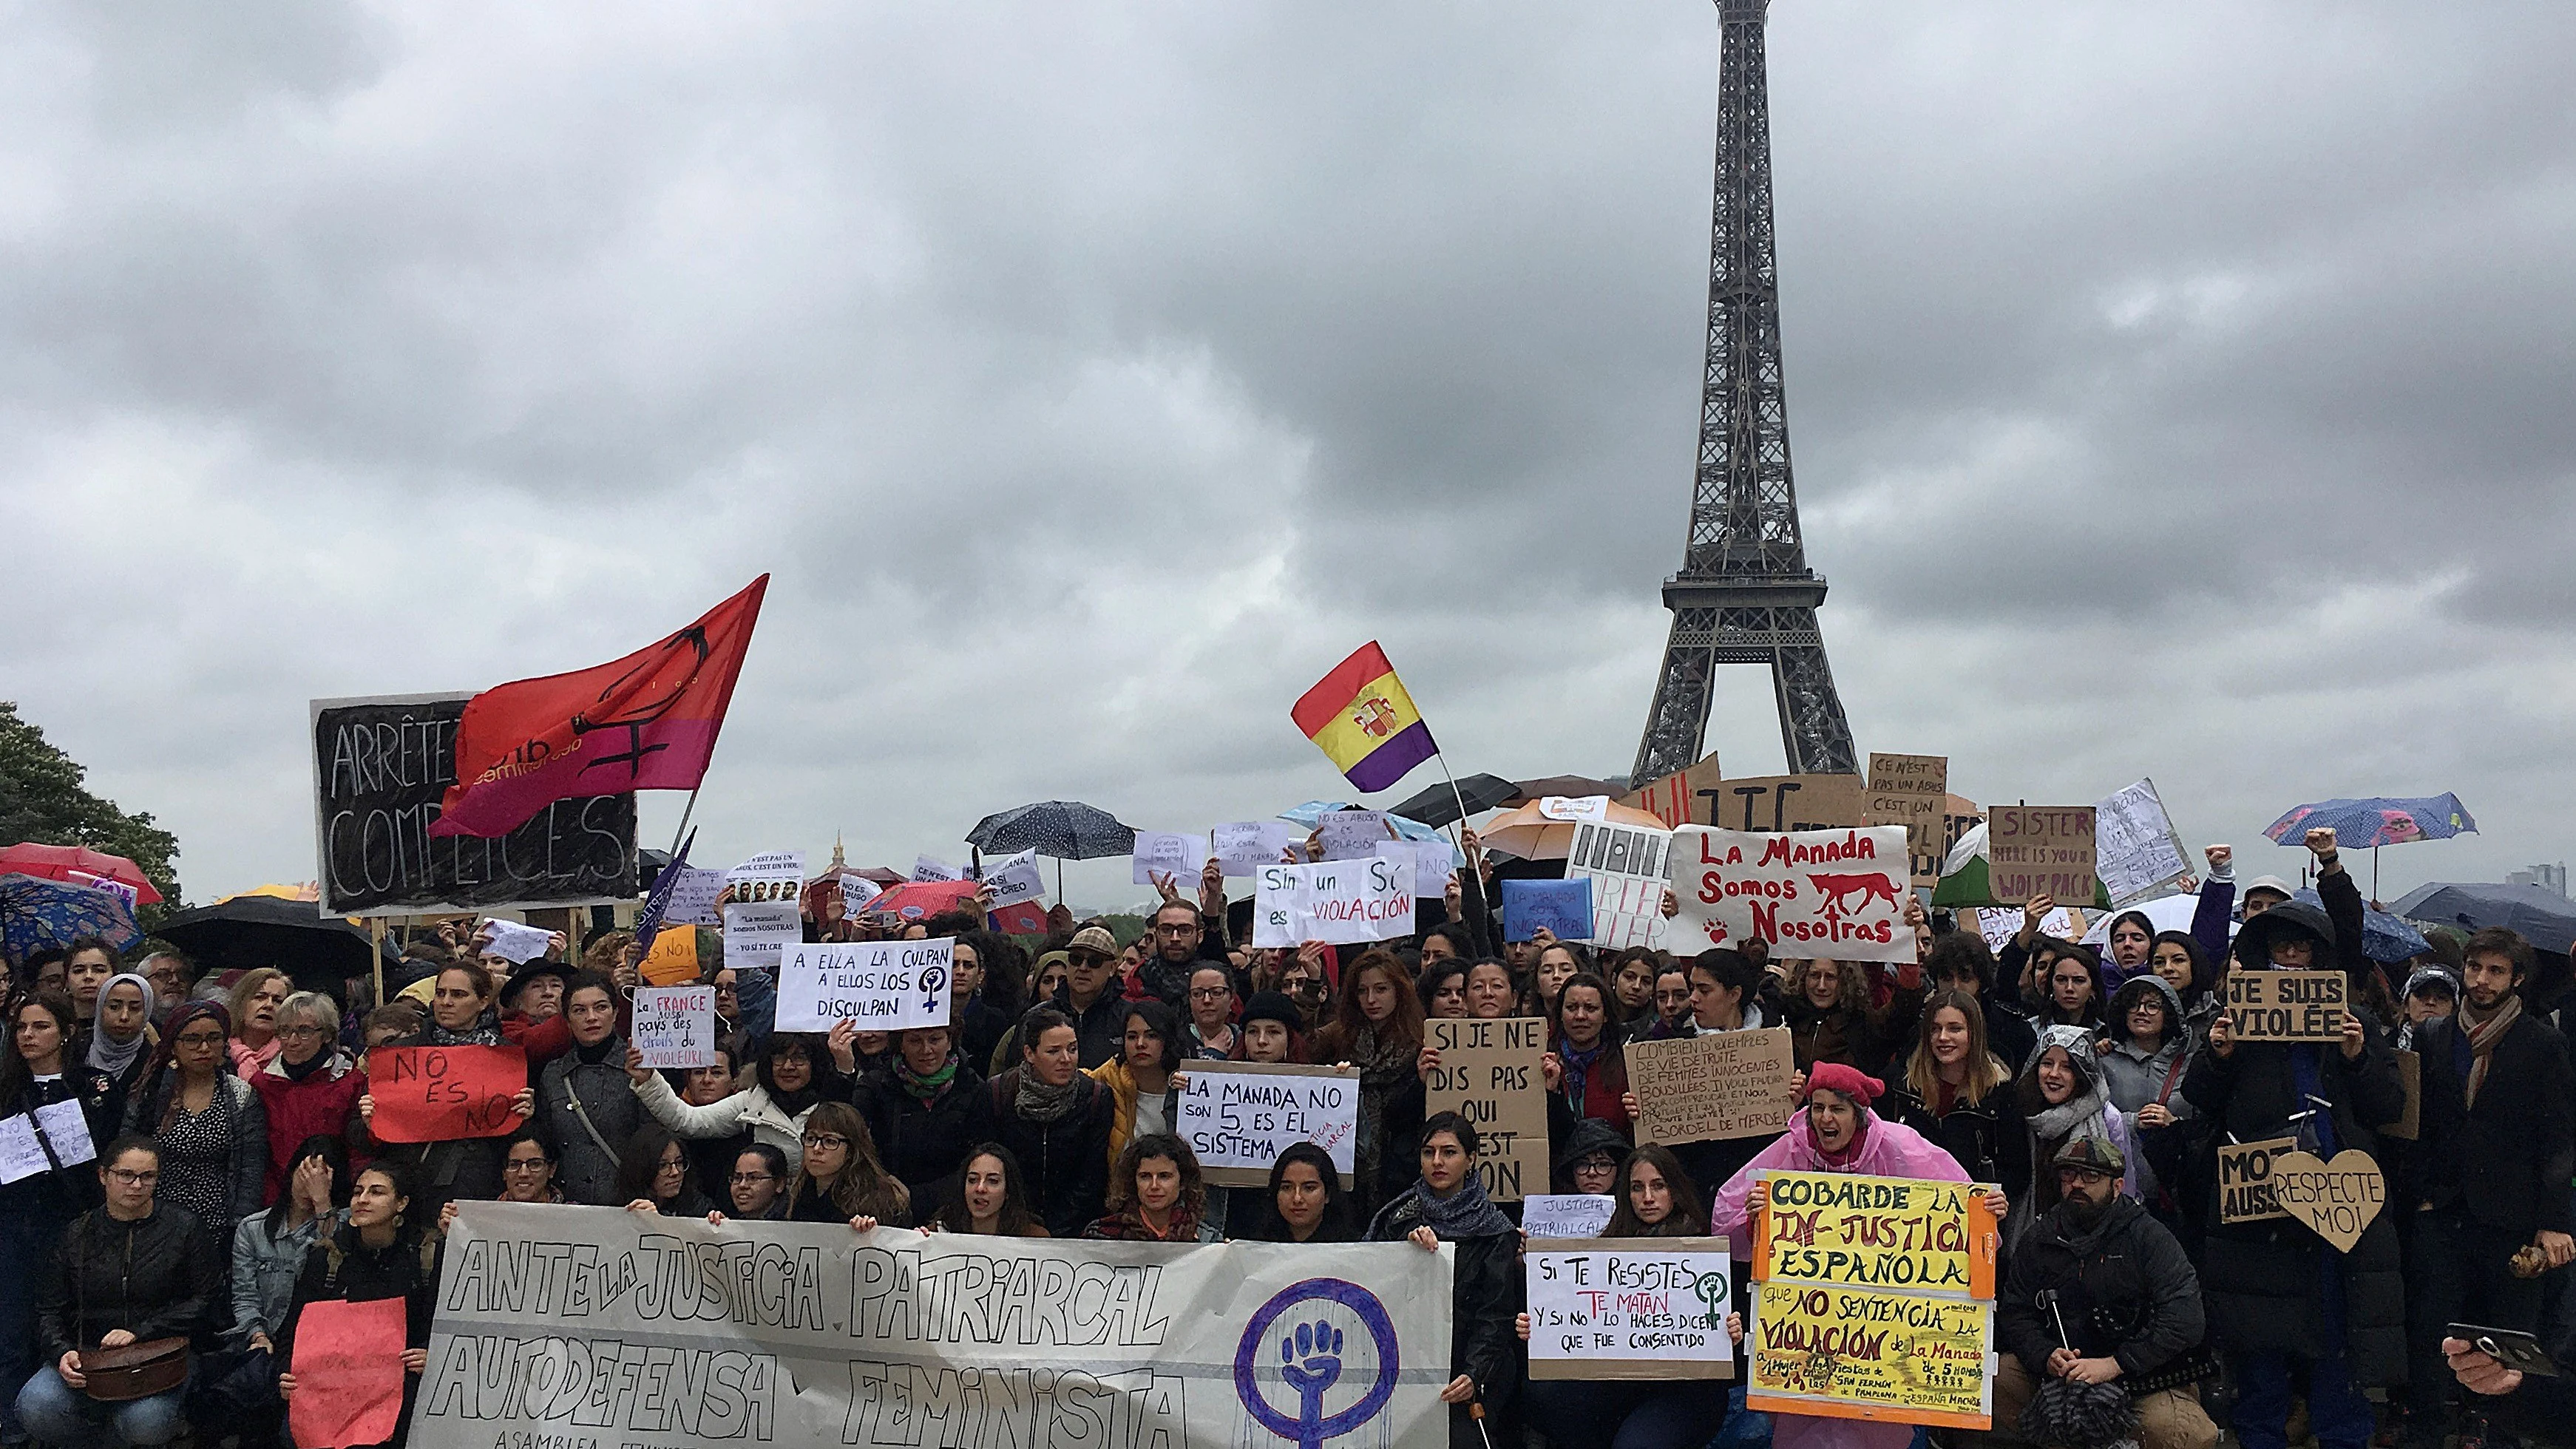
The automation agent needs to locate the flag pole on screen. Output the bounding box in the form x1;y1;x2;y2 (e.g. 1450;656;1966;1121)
1434;753;1473;850
668;788;701;857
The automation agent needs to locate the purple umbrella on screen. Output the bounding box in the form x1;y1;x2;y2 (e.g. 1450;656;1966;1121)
2265;794;2477;898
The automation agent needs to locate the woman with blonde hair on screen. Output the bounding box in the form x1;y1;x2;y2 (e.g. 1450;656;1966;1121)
1882;988;2024;1190
228;967;293;1076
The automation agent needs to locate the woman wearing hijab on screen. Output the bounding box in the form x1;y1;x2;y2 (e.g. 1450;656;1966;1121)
1367;1111;1523;1449
123;998;268;1256
83;972;157;1119
1711;1065;2001;1449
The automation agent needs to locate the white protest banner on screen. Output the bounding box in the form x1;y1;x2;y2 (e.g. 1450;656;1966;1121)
721;903;799;973
665;867;725;927
1132;830;1207;886
1375;838;1454;899
1213;821;1302;877
1528;1238;1735;1380
1566;819;1674;949
774;939;955;1032
1175;1062;1359;1187
631;985;717;1069
0;1099;99;1182
910;855;964;883
1971;904;2075;955
475;919;555;966
1521;1194;1618;1239
1536;795;1610;823
725;851;804;904
2094;777;2193;907
1318;810;1392;861
415;1204;1454;1449
1669;826;1915;963
983;849;1047;909
837;874;883;914
1252;858;1414;948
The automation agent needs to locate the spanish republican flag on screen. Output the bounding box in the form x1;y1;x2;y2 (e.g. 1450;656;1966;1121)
1292;642;1438;793
429;576;769;838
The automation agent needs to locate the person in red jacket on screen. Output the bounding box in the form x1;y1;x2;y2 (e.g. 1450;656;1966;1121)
249;992;368;1204
1541;971;1633;1141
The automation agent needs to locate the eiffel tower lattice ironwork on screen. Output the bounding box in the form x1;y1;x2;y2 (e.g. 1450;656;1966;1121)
1632;0;1857;785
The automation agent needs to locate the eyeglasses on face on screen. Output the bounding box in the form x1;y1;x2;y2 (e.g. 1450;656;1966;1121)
277;1025;328;1040
1188;987;1230;1000
174;1032;227;1048
729;1171;779;1184
802;1134;849;1150
504;1158;551;1173
108;1170;159;1186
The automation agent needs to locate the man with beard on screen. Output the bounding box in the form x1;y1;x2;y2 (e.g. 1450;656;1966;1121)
1995;1135;2217;1449
2394;926;2575;1449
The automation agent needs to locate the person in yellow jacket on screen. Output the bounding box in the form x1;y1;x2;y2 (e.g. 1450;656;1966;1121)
1085;999;1188;1170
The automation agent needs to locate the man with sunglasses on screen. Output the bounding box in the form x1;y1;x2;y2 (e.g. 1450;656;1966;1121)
1995;1134;2217;1449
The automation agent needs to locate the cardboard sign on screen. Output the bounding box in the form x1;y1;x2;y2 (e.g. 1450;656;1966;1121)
1866;754;1950;887
1318;810;1394;861
721;901;799;973
1747;1280;1993;1428
1566;820;1674;950
1985;807;2098;904
982;850;1046;909
1669;827;1916;965
1501;878;1593;943
773;940;955;1032
1375;838;1454;898
2387;1049;2420;1141
631;985;717;1069
1521;1193;1619;1239
1131;831;1207;886
1528;1238;1735;1381
1212;821;1303;877
308;693;637;917
1536;795;1610;823
2093;778;2192;907
2225;969;2347;1042
1625;1029;1796;1144
1698;775;1867;833
287;1296;410;1448
725;850;804;903
1425;1017;1548;1201
1173;1062;1358;1188
1250;858;1414;948
364;1045;529;1144
1753;1172;1998;1298
1622;749;1726;829
2271;1149;2387;1252
2216;1136;2295;1224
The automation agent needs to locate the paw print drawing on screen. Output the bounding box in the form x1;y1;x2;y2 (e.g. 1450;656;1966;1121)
1280;1320;1345;1427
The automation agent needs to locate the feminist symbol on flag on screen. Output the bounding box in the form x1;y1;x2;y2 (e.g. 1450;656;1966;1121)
572;626;714;781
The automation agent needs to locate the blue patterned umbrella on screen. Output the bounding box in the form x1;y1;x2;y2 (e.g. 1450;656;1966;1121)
2264;795;2476;849
966;801;1136;861
0;872;142;966
2289;888;2432;965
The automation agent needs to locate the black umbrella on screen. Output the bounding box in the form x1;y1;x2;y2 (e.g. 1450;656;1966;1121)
151;896;388;1000
966;801;1137;900
1391;773;1516;829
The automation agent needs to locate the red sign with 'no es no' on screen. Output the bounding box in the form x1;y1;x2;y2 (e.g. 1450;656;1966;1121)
364;1045;529;1143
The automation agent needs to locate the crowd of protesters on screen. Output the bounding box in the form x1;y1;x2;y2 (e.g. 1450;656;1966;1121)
4;821;2574;1449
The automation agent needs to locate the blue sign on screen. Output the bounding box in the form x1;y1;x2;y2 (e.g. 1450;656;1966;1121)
1502;878;1591;943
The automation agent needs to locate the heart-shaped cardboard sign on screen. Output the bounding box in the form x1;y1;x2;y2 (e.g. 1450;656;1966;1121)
2268;1149;2385;1252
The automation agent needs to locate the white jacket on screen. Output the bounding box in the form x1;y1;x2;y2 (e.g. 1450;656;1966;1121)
634;1070;815;1157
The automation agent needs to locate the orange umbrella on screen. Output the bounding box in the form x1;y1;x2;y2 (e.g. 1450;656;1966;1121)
1475;799;1671;861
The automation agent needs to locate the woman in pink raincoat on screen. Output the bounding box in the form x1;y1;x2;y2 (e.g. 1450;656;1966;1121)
1711;1062;2010;1449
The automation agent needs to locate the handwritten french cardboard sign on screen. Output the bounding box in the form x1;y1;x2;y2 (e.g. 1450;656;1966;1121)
1626;1028;1796;1144
2271;1148;2386;1252
2217;1136;2297;1224
2226;969;2347;1043
1865;754;1950;888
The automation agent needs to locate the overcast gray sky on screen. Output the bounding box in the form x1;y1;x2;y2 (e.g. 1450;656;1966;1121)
6;1;2570;912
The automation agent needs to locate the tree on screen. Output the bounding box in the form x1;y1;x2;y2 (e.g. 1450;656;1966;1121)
0;701;183;914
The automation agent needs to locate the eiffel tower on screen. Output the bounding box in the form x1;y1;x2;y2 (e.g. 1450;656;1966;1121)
1632;0;1857;785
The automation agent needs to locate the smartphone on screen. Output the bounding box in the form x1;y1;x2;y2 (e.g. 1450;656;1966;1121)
2453;1324;2560;1377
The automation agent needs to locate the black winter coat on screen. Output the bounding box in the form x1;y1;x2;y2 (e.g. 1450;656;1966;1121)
1997;1195;2204;1380
1366;1195;1522;1411
278;1222;441;1360
853;1064;997;1221
1884;1073;2029;1190
986;1068;1114;1238
2404;1012;2576;1238
2180;998;2406;1383
36;1204;223;1362
0;1073;111;1227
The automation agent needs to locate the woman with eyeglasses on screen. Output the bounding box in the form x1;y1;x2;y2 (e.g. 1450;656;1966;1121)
493;1129;563;1206
853;1024;993;1222
615;1123;711;1217
122;999;268;1258
785;1102;911;1229
17;1137;218;1449
277;1161;441;1449
247;991;367;1208
628;1031;835;1160
0;991;115;1443
717;1144;791;1222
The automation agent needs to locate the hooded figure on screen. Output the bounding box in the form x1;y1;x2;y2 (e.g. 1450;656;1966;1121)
2009;1026;2135;1255
1551;1119;1629;1196
2097;974;2197;1215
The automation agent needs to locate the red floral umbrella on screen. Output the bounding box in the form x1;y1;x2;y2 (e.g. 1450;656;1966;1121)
0;843;165;905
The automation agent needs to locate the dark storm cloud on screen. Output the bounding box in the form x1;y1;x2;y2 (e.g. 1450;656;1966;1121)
0;1;2566;905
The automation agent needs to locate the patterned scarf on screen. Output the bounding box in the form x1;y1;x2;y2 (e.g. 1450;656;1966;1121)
1346;1024;1416;1194
425;1010;505;1048
2461;991;2524;1109
1408;1173;1516;1240
1013;1070;1082;1124
1556;1036;1605;1107
897;1053;960;1102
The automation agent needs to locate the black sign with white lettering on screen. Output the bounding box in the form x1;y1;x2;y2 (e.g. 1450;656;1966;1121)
310;693;637;916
